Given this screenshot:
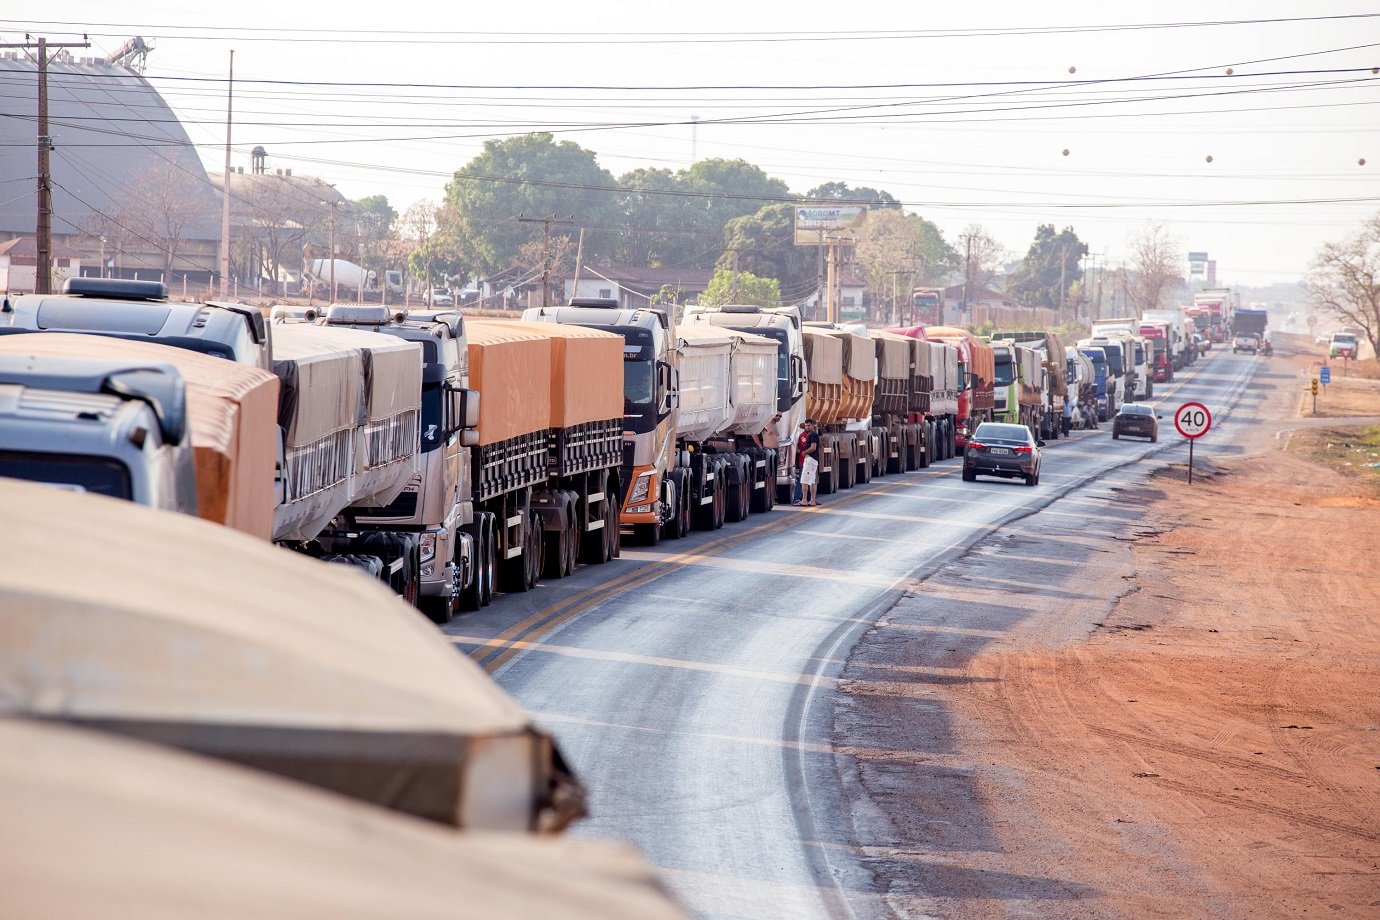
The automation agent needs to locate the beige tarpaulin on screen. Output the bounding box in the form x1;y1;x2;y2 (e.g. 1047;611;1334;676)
466;321;553;445
0;478;584;832
0;719;688;920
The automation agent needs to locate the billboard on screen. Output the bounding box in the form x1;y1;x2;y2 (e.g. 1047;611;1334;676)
794;206;867;246
1188;251;1208;276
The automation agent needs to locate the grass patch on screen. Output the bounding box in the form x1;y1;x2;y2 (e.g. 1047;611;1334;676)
1289;425;1380;490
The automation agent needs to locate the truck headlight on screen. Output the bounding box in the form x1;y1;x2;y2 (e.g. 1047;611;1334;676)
419;533;437;565
628;472;653;504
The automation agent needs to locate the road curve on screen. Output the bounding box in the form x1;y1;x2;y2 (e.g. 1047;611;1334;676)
446;348;1263;919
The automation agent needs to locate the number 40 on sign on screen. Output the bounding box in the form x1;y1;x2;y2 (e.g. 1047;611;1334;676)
1174;402;1211;483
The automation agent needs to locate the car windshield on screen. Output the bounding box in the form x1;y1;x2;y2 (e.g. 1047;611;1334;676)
974;423;1031;443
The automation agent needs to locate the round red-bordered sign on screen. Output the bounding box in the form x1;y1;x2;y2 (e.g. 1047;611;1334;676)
1174;401;1212;439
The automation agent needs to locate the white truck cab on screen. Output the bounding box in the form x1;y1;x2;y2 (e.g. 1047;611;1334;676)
0;353;196;512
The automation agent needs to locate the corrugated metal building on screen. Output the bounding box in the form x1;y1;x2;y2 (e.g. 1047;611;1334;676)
0;46;220;292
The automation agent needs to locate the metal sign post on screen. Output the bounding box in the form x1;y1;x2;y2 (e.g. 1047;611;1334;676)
1174;401;1212;484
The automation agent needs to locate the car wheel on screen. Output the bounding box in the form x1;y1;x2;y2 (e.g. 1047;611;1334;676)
1112;430;1119;439
1151;434;1158;443
1024;472;1036;487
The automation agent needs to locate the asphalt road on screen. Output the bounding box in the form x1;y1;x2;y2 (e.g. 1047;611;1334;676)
446;347;1264;920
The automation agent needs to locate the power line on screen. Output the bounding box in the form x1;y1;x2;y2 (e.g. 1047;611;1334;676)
5;13;1379;44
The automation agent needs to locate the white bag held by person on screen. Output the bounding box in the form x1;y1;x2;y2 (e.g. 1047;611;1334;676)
799;455;819;487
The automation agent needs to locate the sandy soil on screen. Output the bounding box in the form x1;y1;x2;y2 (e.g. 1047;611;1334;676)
840;340;1380;918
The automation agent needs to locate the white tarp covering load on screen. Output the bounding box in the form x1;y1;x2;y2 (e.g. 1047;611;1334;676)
269;324;364;541
0;719;689;920
675;323;734;442
839;328;877;383
723;328;777;435
272;324;422;518
0;478;584;833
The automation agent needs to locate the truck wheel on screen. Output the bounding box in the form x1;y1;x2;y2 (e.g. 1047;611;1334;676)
525;511;544;589
543;526;570;580
582;494;615;564
676;478;693;537
726;462;748;523
713;476;727;529
420;587;457;625
634;521;661;546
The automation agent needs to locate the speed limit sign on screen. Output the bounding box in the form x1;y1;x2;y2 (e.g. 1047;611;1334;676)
1174;402;1212;439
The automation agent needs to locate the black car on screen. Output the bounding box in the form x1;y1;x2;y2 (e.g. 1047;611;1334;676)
962;422;1043;486
1112;404;1160;442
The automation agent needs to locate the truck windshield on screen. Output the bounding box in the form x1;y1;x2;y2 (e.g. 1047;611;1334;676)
624;357;655;411
1135;345;1146;364
993;353;1016;386
1101;345;1124;376
0;451;132;500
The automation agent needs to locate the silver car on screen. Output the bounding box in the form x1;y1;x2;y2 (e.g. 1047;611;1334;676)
962;422;1044;486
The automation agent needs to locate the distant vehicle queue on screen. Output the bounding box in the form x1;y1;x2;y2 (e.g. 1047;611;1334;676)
0;279;1252;623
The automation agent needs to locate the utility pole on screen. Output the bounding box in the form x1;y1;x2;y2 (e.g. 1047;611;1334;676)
730;248;741;303
328;202;337;302
958;233;974;328
3;35;91;294
518;214;574;308
219;50;234;297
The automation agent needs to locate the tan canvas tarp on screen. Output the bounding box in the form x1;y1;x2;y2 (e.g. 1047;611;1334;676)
270;324;363;448
275;324;421;423
801;329;843;384
0;719;688;920
498;320;622;428
0;478;583;832
0;332;278;540
466;321;552;446
872;331;913;381
724;328;776;435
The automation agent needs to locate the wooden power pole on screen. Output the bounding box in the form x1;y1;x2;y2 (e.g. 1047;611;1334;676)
3;35;91;294
518;214;574;308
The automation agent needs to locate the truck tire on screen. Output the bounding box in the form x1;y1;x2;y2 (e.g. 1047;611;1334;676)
726;458;749;524
420;589;457;625
713;475;727;529
634;521;661;546
543;520;571;580
479;516;496;607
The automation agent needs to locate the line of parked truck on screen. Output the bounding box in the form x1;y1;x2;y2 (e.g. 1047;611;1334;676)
0;278;1231;625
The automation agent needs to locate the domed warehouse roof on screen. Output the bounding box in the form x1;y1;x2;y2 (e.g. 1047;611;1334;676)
0;45;221;245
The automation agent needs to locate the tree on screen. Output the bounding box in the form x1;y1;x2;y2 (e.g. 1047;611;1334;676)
444;133;619;276
805;181;902;209
676;159;791;269
353;194;397;280
955;224;1005;298
717;203;817;303
1121;222;1185;315
614;167;692;268
1306;213;1380;360
853;210;958;320
699;268;781;308
1008;224;1088;312
117;160;215;279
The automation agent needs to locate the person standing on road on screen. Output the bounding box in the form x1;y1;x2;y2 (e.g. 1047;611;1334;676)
796;420;821;506
1061;396;1073;437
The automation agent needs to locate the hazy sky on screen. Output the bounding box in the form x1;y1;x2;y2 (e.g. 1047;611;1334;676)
9;2;1380;287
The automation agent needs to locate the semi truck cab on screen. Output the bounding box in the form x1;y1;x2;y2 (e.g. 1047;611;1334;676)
523;300;678;534
320;305;481;620
0;278;271;370
0;354;196;512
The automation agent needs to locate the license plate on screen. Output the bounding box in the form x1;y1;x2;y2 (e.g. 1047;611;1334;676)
989;447;1011;456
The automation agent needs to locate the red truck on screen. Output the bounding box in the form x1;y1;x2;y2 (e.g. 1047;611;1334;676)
925;326;995;451
1139;321;1174;383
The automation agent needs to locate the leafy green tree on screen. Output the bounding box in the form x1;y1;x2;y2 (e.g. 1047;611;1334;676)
353;194;397;279
1008;224;1088;311
675;159;791;268
717;203;818;302
854;210;958;315
699;268;781;308
805;181;901;209
615;167;691;268
444;133;619;275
